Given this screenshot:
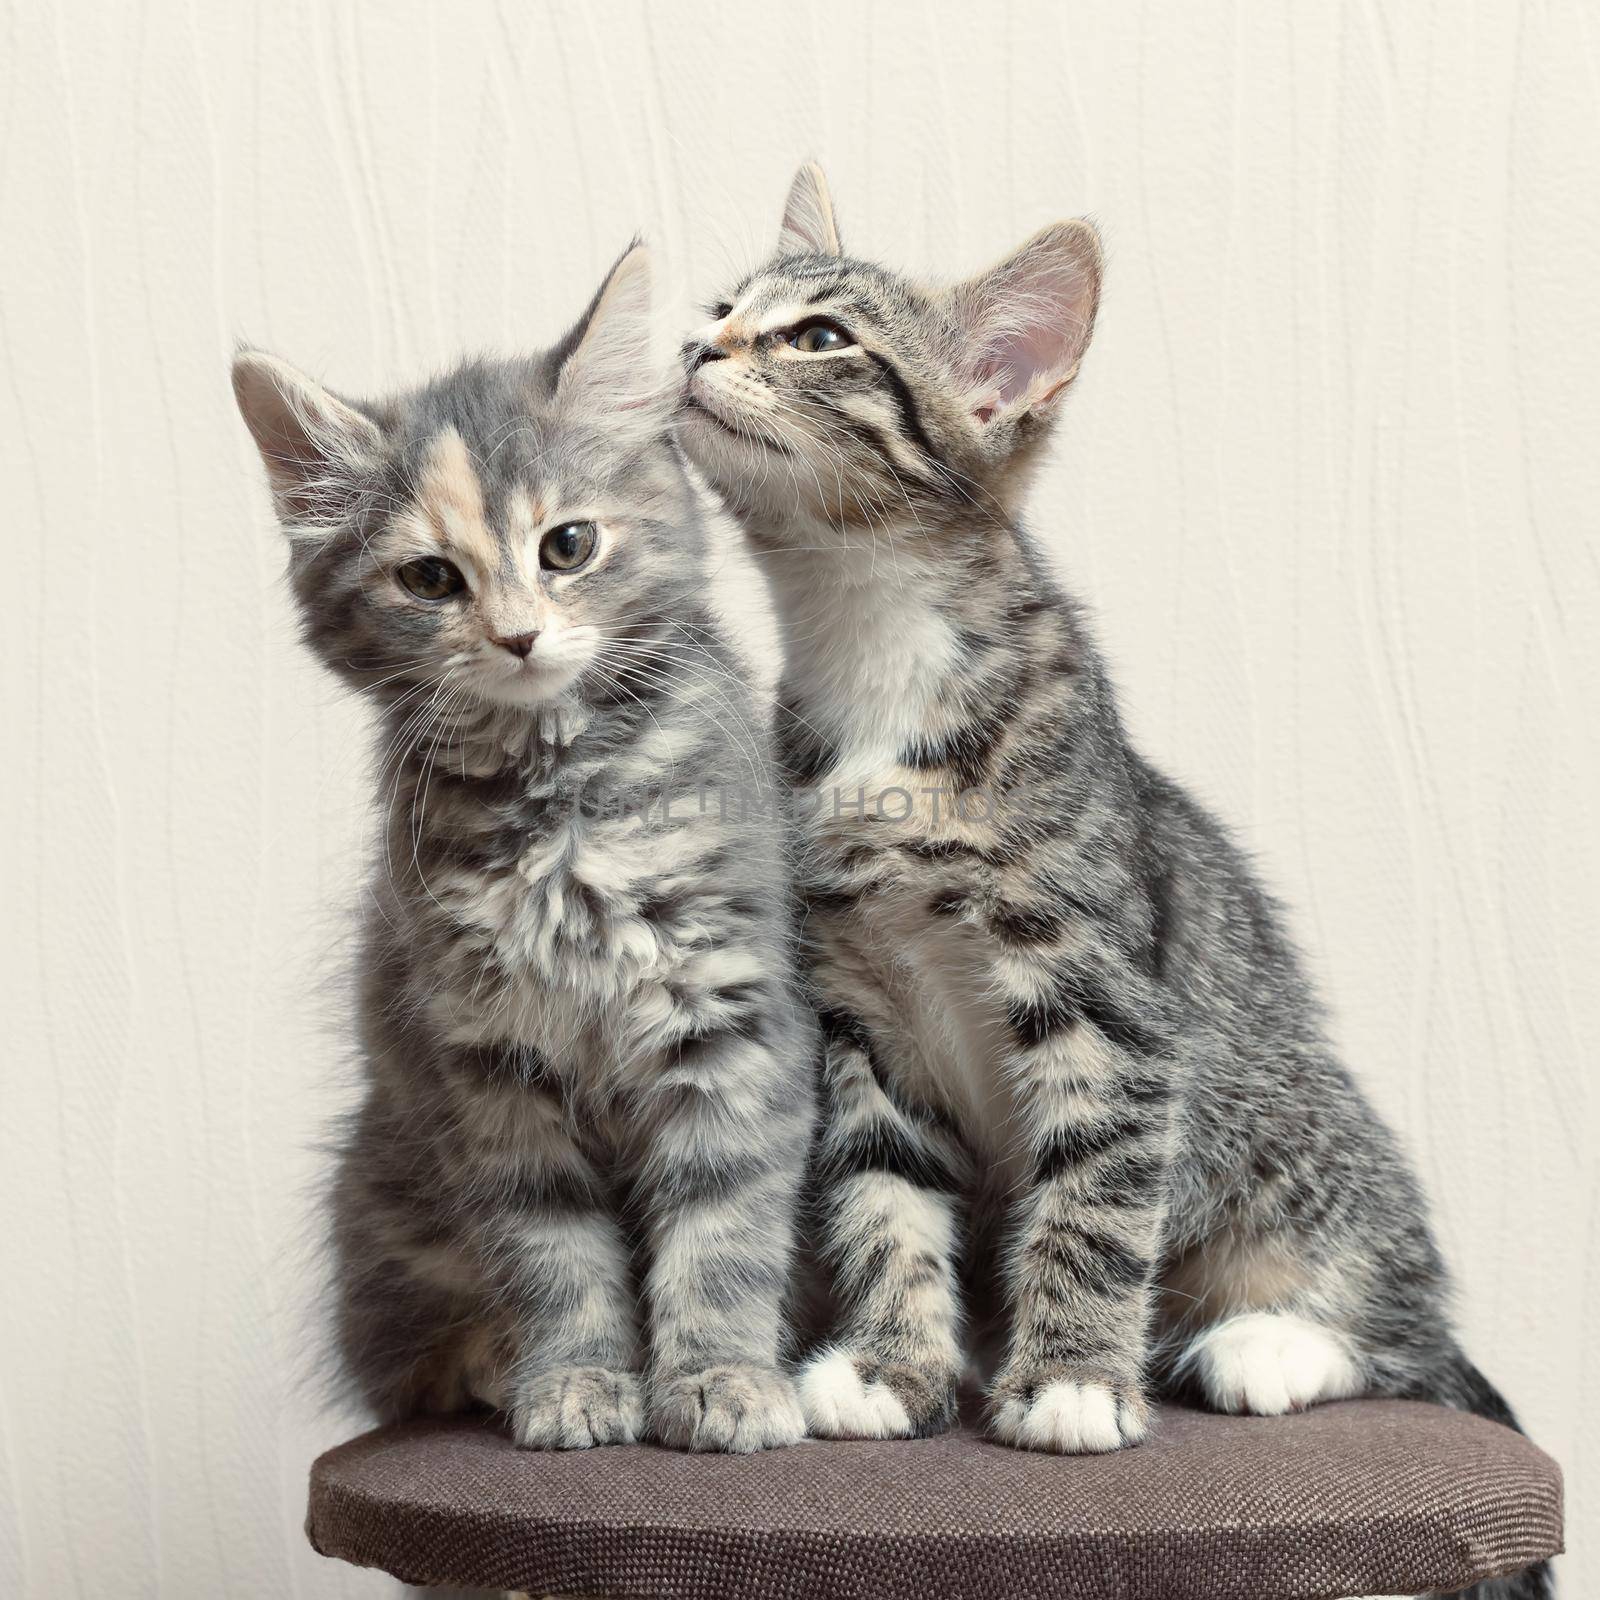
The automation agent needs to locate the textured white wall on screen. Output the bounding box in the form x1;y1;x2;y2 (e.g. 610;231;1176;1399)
3;1;1594;1595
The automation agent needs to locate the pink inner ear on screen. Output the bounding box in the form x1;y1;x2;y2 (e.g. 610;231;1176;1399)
963;232;1099;419
989;333;1050;405
977;287;1090;407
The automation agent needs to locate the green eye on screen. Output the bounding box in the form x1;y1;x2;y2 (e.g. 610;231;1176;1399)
789;320;855;354
539;520;599;572
397;556;466;600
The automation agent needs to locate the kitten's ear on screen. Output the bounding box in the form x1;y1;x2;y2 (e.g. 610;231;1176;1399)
554;240;662;417
778;162;842;258
231;349;381;524
951;220;1102;425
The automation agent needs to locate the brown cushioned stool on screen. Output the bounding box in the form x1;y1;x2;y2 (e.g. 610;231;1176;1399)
307;1400;1562;1598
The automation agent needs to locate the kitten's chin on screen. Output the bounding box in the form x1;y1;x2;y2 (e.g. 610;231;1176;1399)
678;414;817;530
678;401;773;483
470;659;585;711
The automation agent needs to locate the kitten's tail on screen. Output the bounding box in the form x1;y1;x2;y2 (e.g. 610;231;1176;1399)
1421;1349;1555;1600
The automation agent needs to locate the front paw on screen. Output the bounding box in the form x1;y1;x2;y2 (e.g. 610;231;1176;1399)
987;1365;1149;1454
649;1364;805;1453
510;1365;643;1450
798;1348;958;1439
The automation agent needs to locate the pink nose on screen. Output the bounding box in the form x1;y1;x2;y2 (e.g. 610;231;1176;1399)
493;631;539;660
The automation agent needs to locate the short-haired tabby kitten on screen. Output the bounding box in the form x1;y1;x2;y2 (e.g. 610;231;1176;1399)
678;169;1549;1594
233;244;816;1453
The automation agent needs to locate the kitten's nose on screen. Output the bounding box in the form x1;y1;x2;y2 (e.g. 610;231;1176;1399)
493;631;540;660
684;341;728;373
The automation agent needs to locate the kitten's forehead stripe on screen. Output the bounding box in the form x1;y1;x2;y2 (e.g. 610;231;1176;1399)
417;427;499;577
387;359;669;569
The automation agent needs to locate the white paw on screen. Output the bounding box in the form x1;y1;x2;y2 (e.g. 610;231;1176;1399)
989;1376;1148;1454
1186;1312;1362;1415
797;1349;914;1440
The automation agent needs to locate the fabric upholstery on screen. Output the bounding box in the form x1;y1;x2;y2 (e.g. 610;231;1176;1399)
307;1399;1562;1598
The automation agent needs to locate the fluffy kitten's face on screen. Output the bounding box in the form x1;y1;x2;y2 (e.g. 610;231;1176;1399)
235;247;694;712
678;164;1102;539
307;405;690;711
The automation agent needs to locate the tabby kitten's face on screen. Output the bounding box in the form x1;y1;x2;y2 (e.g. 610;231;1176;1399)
678;164;1103;537
234;246;693;712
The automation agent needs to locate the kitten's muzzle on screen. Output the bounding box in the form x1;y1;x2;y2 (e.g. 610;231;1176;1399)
682;340;728;374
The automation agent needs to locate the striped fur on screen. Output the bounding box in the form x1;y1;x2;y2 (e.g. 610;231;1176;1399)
679;166;1553;1584
233;244;816;1454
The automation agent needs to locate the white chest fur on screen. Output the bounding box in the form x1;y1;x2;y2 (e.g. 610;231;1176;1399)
854;883;1018;1158
770;546;961;770
771;552;1026;1159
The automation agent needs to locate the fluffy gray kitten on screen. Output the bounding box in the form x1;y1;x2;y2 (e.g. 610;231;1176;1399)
678;167;1549;1597
233;244;816;1453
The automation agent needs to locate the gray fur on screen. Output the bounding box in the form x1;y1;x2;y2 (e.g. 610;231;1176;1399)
233;244;815;1454
678;168;1550;1596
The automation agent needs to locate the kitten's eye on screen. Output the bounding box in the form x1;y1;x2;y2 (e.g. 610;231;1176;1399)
397;556;466;600
788;320;855;354
709;301;733;321
539;520;599;573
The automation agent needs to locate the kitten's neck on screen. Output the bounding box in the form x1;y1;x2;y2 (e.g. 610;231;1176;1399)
380;694;586;782
747;507;1037;755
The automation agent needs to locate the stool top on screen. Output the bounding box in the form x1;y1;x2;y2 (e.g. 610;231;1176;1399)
307;1399;1561;1599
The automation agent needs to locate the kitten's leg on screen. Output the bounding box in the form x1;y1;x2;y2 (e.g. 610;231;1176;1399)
987;956;1175;1454
636;1010;815;1454
498;1210;645;1453
457;1055;644;1451
797;1027;968;1440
